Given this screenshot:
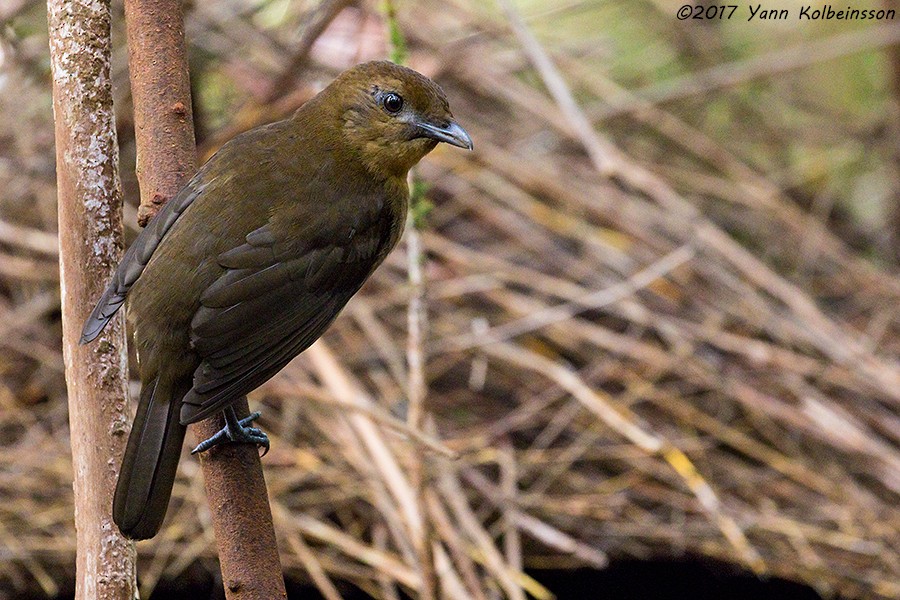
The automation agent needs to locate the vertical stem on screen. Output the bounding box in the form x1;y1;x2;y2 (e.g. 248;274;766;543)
47;0;137;598
404;196;436;600
383;2;435;596
121;0;285;596
383;0;408;65
405;205;426;438
499;440;522;576
192;400;287;599
122;0;197;226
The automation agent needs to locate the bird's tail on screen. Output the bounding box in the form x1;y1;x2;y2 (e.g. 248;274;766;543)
113;373;189;540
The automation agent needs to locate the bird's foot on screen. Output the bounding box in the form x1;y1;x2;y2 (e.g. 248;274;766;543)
191;406;270;456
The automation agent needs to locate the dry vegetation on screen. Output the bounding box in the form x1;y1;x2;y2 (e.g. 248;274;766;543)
1;0;899;598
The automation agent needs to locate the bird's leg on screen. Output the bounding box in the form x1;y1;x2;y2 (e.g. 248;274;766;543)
191;406;270;455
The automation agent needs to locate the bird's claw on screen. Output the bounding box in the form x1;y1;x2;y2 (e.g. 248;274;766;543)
191;409;270;455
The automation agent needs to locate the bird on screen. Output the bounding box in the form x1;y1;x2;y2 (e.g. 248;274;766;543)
79;60;472;540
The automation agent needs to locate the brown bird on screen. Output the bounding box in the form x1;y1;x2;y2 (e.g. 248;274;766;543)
80;60;472;540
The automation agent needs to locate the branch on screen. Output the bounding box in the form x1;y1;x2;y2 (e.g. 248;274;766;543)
47;0;137;597
121;0;285;596
262;0;355;104
201;0;353;159
382;4;435;596
123;0;197;227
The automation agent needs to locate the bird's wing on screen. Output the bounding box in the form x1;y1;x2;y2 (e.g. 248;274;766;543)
79;183;204;344
179;215;392;424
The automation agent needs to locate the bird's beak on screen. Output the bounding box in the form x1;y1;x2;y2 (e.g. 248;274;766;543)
416;120;474;150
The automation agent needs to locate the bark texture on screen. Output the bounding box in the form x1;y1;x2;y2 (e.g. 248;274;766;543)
123;0;197;226
47;0;137;598
194;398;288;599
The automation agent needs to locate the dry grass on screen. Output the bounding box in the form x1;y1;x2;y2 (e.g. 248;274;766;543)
1;0;898;598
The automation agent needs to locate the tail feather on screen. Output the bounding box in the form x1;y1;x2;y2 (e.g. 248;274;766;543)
113;374;189;540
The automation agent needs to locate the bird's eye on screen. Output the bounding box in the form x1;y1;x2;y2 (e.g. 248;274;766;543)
382;92;404;113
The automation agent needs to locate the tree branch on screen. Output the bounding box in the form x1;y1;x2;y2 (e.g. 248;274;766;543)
123;0;197;227
47;0;137;597
121;0;285;596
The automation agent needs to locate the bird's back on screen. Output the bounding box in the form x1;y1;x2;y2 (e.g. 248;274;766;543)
127;119;300;376
127;113;407;389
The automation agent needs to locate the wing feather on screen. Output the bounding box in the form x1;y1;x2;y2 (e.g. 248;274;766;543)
80;182;205;344
179;218;390;424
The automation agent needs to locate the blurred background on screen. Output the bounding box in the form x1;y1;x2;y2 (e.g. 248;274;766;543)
1;0;899;598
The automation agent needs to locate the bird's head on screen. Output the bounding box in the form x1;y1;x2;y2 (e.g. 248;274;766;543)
324;61;472;178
